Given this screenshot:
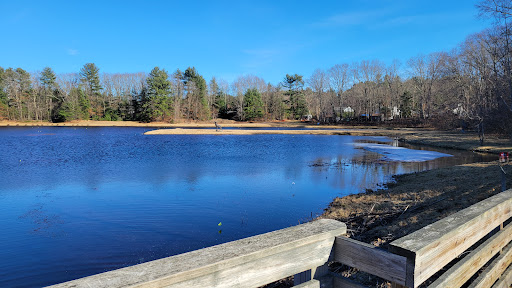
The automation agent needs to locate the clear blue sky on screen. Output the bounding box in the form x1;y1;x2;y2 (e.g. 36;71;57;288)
0;0;491;85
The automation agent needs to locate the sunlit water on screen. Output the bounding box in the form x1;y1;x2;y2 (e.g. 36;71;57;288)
0;127;494;287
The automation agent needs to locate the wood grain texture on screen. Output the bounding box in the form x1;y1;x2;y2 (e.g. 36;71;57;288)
468;242;512;288
389;190;512;287
492;263;512;288
428;222;512;287
334;237;407;285
47;219;346;288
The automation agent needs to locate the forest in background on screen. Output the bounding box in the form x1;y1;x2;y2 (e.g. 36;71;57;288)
1;1;511;136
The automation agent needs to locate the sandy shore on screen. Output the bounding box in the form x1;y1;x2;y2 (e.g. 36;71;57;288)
144;128;356;135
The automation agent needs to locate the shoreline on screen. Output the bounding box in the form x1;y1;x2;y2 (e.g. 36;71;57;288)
143;127;512;155
2;119;510;154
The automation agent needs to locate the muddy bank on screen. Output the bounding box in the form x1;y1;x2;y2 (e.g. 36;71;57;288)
321;161;511;245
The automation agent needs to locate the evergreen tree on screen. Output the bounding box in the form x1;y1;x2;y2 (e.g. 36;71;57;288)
209;77;227;118
282;74;308;119
0;67;7;119
79;63;102;95
79;63;102;118
243;88;264;120
39;67;60;121
400;91;413;118
40;67;56;88
141;67;172;122
184;67;209;120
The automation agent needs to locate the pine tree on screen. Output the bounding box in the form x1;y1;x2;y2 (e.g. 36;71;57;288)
79;63;102;118
0;67;7;119
184;67;209;120
282;74;307;119
79;63;102;95
243;88;264;120
39;67;60;121
141;67;172;122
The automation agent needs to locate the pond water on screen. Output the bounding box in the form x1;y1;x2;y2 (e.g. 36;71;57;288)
0;127;494;287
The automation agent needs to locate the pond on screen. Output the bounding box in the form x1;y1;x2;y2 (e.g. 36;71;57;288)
0;127;494;287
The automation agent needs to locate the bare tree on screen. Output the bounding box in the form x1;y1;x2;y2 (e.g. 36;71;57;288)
329;63;351;120
478;0;512;111
308;69;330;122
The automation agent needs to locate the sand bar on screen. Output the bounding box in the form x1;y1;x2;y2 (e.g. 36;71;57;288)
144;128;356;136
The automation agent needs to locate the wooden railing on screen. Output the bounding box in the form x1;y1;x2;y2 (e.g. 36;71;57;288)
48;189;512;288
389;189;512;288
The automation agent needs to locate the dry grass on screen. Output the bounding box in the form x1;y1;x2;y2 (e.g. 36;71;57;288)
321;161;511;246
401;130;512;154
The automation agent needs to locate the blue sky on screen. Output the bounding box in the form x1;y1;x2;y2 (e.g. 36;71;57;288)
1;0;491;85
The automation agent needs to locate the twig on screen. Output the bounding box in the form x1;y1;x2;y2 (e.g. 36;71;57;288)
399;205;410;217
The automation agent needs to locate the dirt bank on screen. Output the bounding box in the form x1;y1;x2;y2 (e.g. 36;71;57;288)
321;161;511;245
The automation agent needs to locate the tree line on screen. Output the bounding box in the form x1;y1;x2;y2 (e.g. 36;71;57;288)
0;1;511;134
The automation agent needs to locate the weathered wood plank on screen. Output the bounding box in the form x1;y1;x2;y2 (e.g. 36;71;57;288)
151;239;335;288
429;222;512;287
334;236;407;285
468;242;512;288
492;263;512;288
389;190;512;287
294;279;320;288
47;219;346;288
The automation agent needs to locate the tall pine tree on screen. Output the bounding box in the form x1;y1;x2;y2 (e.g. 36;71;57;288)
79;63;102;119
282;74;308;119
243;88;264;120
183;67;209;120
141;67;172;122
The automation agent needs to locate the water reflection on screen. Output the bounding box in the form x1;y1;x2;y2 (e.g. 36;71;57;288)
0;127;495;287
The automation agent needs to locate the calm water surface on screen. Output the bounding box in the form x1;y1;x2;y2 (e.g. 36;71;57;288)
0;127;494;287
